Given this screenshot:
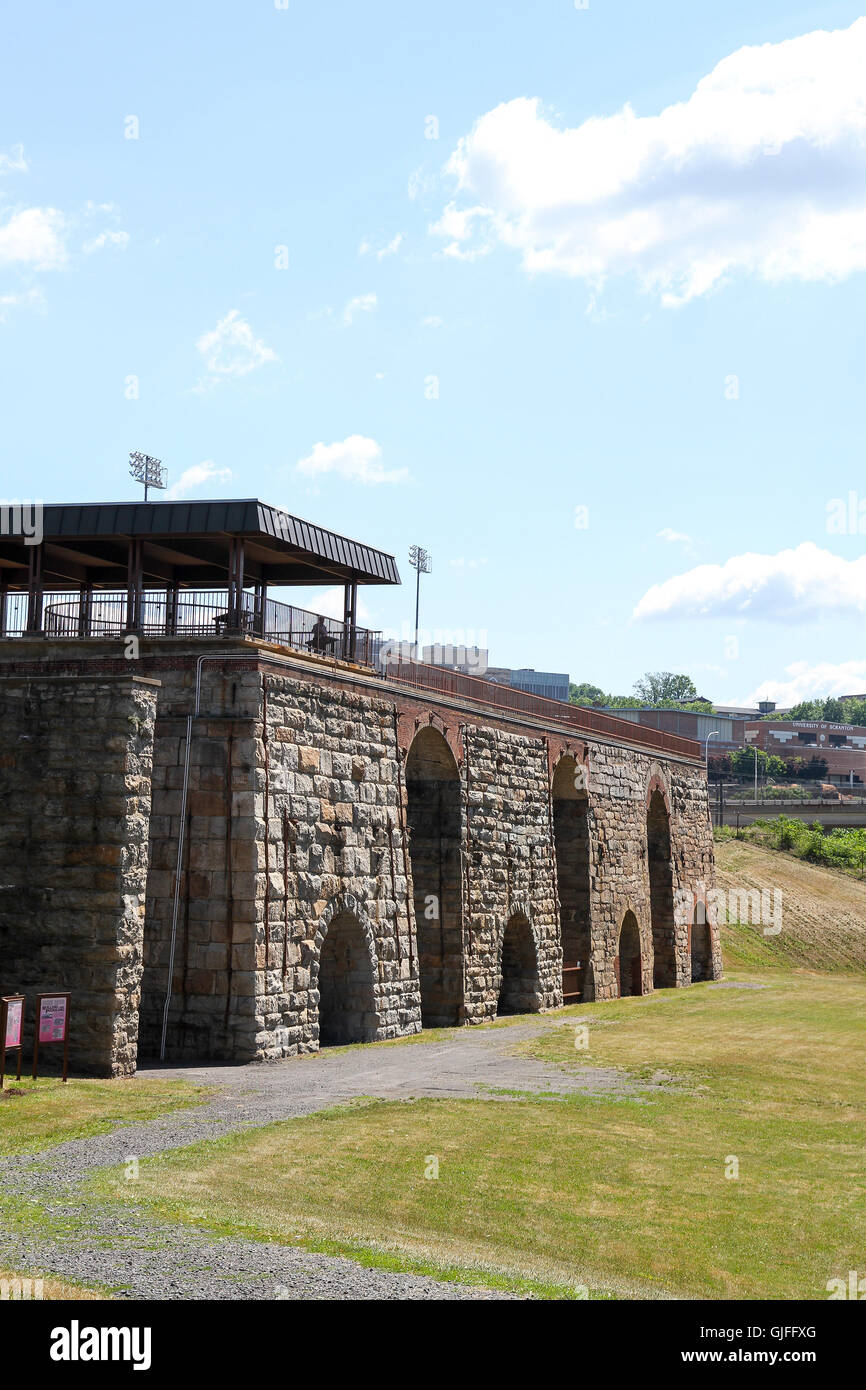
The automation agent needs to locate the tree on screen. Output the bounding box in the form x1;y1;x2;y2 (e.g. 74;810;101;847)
633;671;699;705
569;682;607;707
841;698;866;727
731;746;770;776
786;699;824;721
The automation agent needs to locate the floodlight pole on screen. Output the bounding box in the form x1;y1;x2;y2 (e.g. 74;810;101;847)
129;451;167;502
408;545;431;659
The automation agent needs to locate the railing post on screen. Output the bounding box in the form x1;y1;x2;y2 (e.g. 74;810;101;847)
343;581;357;661
126;538;143;632
25;543;43;634
78;583;93;638
166;583;179;636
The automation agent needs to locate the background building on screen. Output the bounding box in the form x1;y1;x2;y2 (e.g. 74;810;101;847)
745;720;866;785
602;708;745;754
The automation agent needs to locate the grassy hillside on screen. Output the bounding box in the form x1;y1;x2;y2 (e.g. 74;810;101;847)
715;837;866;973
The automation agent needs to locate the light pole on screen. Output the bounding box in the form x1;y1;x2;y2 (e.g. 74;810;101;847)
129;451;167;501
754;743;759;801
705;729;719;829
408;545;431;659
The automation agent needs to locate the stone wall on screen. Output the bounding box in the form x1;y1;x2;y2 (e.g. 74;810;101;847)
577;747;716;1001
0;639;719;1073
0;672;157;1076
252;672;419;1058
137;659;262;1062
459;724;561;1021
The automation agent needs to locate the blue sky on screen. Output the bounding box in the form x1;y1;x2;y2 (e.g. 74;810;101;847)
2;0;866;705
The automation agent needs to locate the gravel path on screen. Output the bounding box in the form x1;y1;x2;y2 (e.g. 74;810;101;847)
1;1015;657;1300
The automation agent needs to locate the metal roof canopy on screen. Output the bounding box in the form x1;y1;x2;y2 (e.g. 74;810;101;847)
0;499;401;589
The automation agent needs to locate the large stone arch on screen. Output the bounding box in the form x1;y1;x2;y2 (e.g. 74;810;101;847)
405;725;465;1027
689;900;713;983
497;907;540;1015
616;909;642;998
646;771;677;989
310;894;380;1047
551;752;593;1003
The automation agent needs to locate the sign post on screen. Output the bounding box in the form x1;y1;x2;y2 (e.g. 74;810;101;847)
32;993;70;1082
1;995;25;1089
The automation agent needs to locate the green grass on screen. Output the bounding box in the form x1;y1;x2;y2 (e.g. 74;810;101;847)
0;1075;209;1156
86;969;866;1300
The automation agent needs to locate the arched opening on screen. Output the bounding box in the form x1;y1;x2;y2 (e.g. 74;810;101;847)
552;756;592;1003
647;787;676;989
498;912;539;1015
690;905;712;983
405;727;464;1027
617;911;642;998
316;910;378;1046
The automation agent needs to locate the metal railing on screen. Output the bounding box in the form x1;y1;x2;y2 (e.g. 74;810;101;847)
2;588;381;668
382;657;702;758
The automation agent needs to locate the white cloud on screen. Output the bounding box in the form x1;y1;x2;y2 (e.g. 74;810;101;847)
657;527;692;546
434;18;866;303
421;315;443;328
164;460;233;500
295;435;409;486
358;233;403;259
450;556;488;569
196;310;277;376
83;229;129;253
633;542;866;622
744;660;866;707
343;292;377;325
0;206;66;269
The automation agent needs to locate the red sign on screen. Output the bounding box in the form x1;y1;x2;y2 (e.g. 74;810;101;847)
38;996;68;1044
4;998;23;1049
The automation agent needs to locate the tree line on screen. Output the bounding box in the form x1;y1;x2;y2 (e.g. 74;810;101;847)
569;671;712;712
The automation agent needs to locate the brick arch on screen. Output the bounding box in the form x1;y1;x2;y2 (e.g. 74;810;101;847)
397;710;461;765
644;766;672;814
646;771;677;989
550;755;593;1003
550;745;590;793
310;892;380;979
310;894;381;1046
497;904;541;1015
405;721;461;776
405;724;465;1027
616;907;643;998
689;901;713;983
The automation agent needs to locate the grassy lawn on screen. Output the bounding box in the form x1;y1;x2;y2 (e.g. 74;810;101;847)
87;967;866;1300
715;837;866;973
0;1075;208;1156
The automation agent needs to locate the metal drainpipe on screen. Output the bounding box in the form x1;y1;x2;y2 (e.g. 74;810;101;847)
160;652;260;1061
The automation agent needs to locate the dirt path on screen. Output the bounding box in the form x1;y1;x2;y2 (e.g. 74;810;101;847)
1;1015;657;1301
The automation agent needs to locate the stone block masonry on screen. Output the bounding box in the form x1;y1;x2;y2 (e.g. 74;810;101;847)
0;672;158;1077
0;638;719;1073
